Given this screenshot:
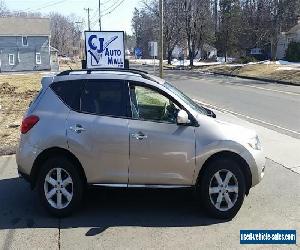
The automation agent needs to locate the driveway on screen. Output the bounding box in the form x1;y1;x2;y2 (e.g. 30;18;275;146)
0;155;299;249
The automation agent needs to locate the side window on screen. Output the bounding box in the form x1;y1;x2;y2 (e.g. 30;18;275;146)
51;80;83;111
80;79;127;117
130;85;179;123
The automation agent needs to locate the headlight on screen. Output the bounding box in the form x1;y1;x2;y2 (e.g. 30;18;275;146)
248;135;261;150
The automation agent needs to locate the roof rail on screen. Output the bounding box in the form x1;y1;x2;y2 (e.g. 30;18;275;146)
57;68;148;76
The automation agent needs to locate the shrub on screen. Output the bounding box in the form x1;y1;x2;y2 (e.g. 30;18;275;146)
285;42;300;62
236;56;258;64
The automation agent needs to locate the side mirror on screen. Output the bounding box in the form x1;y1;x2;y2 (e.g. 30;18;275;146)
177;110;190;125
203;107;216;118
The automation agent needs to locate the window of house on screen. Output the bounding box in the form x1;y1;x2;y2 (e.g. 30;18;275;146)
36;53;41;64
22;36;28;46
8;54;15;65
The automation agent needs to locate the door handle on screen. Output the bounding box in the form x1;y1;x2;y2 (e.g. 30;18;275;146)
131;132;147;140
69;124;86;133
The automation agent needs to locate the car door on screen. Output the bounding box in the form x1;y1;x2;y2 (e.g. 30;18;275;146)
128;83;196;185
66;79;130;184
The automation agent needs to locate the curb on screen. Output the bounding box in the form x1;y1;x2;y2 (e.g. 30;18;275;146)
212;72;300;87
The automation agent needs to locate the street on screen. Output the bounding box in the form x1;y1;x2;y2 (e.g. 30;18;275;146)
0;69;299;249
139;65;300;139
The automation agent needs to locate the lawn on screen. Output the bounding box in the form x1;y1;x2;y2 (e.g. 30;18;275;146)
0;60;83;155
195;64;300;84
0;73;43;155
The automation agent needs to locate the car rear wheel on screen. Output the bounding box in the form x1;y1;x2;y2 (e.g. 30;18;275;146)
37;156;83;217
199;158;246;219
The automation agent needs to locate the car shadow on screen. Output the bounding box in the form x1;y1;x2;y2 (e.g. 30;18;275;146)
0;177;229;236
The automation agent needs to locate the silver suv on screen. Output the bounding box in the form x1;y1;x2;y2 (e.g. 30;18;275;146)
16;68;265;219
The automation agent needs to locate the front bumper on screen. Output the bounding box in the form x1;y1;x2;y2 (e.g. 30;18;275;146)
242;147;266;188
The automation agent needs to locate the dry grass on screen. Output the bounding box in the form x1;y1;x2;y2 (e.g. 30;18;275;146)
0;60;83;155
197;64;300;84
0;73;43;154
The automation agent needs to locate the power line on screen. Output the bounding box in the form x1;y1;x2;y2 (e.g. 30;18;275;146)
101;0;121;13
100;0;117;6
24;0;67;12
101;0;125;18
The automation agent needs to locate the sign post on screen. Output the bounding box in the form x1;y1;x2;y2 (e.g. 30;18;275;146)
85;31;125;69
149;41;158;74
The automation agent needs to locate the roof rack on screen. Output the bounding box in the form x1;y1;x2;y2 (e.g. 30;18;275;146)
57;68;148;76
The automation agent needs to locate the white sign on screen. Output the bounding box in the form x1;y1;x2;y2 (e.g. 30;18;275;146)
148;41;158;57
85;31;125;68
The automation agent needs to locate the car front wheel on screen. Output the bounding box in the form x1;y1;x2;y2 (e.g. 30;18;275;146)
199;158;246;219
37;156;83;217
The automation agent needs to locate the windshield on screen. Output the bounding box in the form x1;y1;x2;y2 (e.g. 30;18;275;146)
164;82;208;115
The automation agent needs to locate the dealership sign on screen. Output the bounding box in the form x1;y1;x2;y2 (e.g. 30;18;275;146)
85;31;125;68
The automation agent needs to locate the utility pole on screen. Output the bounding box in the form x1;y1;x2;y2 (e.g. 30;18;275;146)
75;21;83;59
159;0;163;78
98;0;102;30
84;8;92;31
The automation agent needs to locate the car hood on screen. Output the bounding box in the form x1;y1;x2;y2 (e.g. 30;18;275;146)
214;119;257;140
196;114;257;142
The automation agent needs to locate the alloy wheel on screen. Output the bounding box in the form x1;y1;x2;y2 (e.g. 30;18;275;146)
209;169;239;212
44;168;73;209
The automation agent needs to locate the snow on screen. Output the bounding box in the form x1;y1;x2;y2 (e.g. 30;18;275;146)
131;58;222;67
276;66;300;71
276;60;300;65
130;58;300;70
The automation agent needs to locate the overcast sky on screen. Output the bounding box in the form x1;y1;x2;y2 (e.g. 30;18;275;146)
6;0;140;34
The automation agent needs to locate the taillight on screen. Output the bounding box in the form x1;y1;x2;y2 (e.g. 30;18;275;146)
21;115;39;134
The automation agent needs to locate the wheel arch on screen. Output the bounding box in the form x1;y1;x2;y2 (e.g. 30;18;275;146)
196;151;252;195
30;147;87;189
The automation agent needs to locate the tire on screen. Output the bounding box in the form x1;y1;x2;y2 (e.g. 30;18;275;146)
37;156;84;217
198;158;246;219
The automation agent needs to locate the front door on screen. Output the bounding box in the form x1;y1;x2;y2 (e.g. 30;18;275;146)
66;79;129;184
128;84;196;185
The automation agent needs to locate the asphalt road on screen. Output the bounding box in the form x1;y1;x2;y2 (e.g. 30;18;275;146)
136;65;300;139
0;155;299;249
0;68;299;249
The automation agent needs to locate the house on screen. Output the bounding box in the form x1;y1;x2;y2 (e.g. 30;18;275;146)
276;19;300;60
172;44;217;60
0;17;55;72
247;47;268;61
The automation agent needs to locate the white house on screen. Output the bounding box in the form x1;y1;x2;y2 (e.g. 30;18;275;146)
276;20;300;59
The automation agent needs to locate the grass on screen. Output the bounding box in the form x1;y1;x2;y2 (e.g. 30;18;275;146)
0;73;43;154
196;64;300;84
0;61;83;155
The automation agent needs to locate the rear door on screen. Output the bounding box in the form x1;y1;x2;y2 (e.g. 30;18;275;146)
66;79;130;184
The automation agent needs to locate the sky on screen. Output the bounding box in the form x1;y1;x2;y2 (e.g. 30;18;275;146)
5;0;141;34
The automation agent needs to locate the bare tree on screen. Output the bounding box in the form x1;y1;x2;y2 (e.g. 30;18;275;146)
183;0;214;66
49;12;83;56
0;0;9;16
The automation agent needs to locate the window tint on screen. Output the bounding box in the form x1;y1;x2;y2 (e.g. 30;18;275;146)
81;80;126;117
130;85;179;123
51;80;83;111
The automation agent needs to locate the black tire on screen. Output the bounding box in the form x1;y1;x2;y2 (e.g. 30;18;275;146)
37;156;84;217
198;158;246;219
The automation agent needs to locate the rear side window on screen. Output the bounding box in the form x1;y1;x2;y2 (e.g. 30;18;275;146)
51;80;83;111
80;79;127;117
